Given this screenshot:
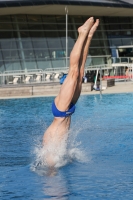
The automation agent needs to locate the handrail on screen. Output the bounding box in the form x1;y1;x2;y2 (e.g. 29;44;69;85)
112;57;133;64
112;63;132;67
0;56;133;78
88;55;111;58
0;69;44;77
85;64;112;70
44;67;69;73
4;69;43;74
0;64;113;77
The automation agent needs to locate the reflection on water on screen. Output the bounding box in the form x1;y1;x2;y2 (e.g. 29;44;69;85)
0;93;133;199
43;172;69;200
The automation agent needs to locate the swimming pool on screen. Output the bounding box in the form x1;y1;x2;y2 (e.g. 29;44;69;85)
0;93;133;200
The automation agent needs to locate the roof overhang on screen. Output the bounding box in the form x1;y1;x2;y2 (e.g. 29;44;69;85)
0;4;133;16
1;0;133;8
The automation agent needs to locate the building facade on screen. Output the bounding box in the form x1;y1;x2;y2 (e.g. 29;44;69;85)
0;0;133;73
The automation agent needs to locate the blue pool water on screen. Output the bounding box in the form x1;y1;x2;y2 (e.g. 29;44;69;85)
0;93;133;200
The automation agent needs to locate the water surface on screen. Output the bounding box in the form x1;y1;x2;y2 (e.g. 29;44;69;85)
0;93;133;199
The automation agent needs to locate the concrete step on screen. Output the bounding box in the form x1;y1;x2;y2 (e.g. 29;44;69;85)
0;83;92;97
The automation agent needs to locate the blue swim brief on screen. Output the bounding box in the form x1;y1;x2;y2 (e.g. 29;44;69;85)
52;101;75;117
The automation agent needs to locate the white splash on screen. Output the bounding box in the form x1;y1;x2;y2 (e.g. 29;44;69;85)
31;123;90;175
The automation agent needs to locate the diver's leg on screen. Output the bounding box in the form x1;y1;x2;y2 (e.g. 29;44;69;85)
72;19;99;104
55;17;94;111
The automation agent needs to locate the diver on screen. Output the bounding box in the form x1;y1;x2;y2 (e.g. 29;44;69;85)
43;17;99;167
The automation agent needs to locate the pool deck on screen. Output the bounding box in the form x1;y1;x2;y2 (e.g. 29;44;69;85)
89;81;133;95
0;81;133;99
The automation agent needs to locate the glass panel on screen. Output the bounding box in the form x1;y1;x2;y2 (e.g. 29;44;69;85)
55;16;65;23
122;30;132;36
119;17;131;23
85;57;92;67
34;49;50;59
42;15;56;23
107;30;121;35
0;16;11;22
91;56;106;65
27;15;42;22
23;49;35;59
68;31;75;40
45;30;58;38
32;39;47;48
51;59;65;68
60;37;66;48
120;24;131;30
57;24;73;31
68;37;75;48
0;50;5;71
73;16;83;23
109;38;122;46
0;31;14;39
0;51;3;60
37;60;52;70
89;48;106;56
0;14;119;73
17;23;29;30
17;50;24;59
0;23;13;30
19;31;30;38
91;39;104;48
12;15;27;22
11;50;20;59
0;39;17;49
28;23;44;30
25;61;37;70
104;17;119;24
43;23;58;30
122;38;133;46
2;50;20;60
109;24;120;30
0;62;5;72
47;38;62;49
21;39;33;49
94;31;103;39
104;24;110;30
60;37;75;48
5;61;21;71
29;31;44;38
58;31;65;38
51;50;65;59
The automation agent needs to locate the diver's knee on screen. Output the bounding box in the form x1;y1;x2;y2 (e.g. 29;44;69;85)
70;52;80;66
69;67;79;80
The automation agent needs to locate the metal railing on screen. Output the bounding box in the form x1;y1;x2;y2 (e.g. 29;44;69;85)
3;69;43;74
112;57;133;64
0;69;46;85
85;64;112;71
0;56;133;85
103;57;133;82
44;67;69;74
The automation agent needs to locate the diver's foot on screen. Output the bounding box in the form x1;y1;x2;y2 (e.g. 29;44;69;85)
78;17;94;35
88;19;99;38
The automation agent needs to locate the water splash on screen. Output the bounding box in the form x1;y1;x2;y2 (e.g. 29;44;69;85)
31;124;89;175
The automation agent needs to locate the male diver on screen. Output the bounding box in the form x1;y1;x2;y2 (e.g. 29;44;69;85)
43;17;99;167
